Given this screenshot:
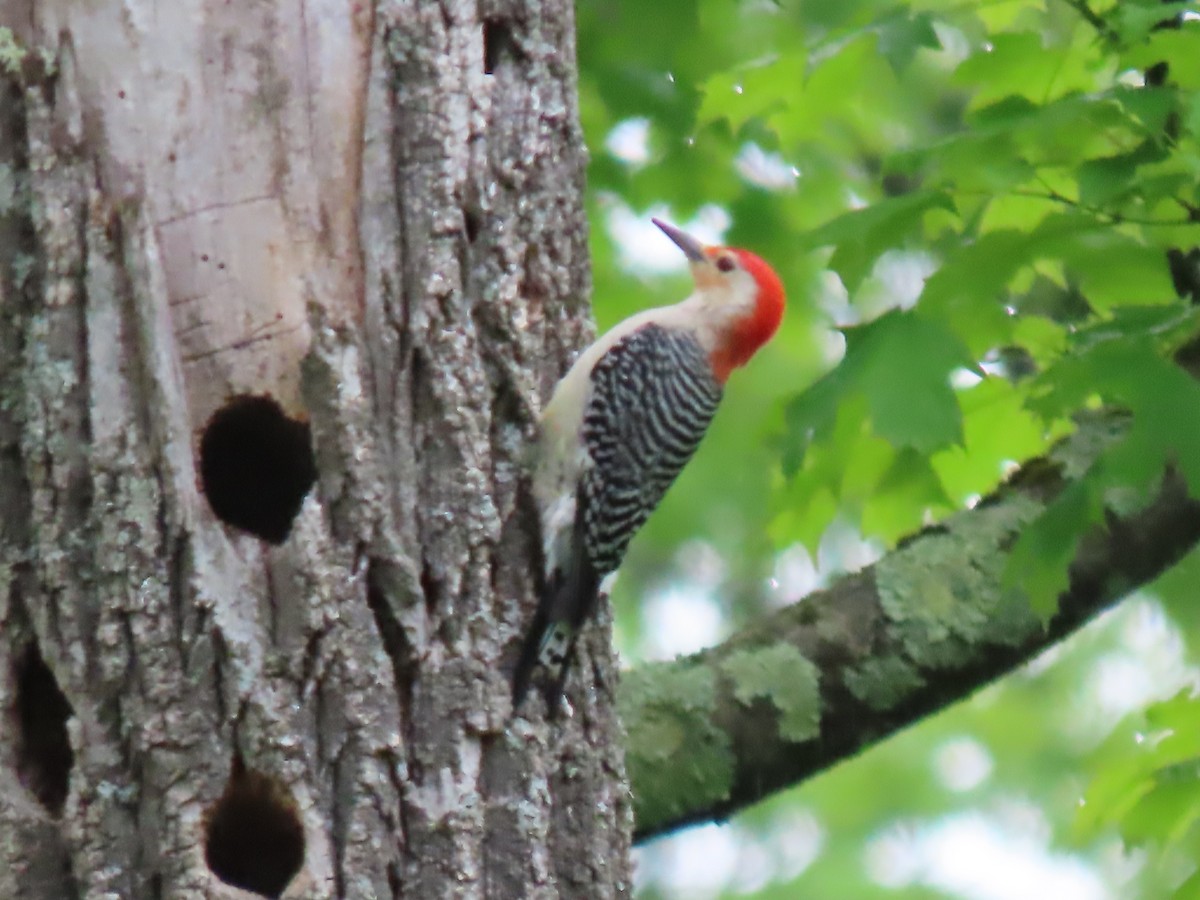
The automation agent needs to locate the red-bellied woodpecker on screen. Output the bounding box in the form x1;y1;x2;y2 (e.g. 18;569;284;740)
513;219;786;711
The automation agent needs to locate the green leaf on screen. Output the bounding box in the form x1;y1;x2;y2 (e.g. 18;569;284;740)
851;314;970;452
933;375;1063;504
909;131;1037;194
1174;868;1200;900
798;0;872;31
966;94;1133;173
1122;28;1200;90
1115;1;1192;46
1068;304;1200;355
696;56;802;135
1186;92;1200;139
786;309;972;462
1076;144;1169;207
804;191;955;293
875;10;941;75
1033;336;1200;488
1054;228;1177;310
918;230;1030;354
1079;692;1200;849
954;30;1098;109
1150;545;1200;655
1115;84;1179;137
862;448;954;541
1122;774;1200;847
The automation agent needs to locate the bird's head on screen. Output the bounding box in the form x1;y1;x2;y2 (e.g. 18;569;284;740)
652;218;785;382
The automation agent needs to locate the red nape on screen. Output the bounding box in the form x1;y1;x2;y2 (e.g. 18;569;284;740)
709;248;786;382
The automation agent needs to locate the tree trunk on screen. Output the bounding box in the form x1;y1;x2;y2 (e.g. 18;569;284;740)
0;2;632;897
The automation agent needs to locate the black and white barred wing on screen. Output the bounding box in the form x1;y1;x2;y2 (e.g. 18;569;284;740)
512;322;723;711
579;322;724;579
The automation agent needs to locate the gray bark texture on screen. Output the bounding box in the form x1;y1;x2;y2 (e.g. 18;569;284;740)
0;1;633;898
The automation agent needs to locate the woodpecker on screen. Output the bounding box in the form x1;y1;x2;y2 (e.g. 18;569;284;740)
513;219;786;711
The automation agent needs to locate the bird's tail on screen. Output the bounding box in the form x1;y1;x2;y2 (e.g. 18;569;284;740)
511;612;576;714
512;556;600;714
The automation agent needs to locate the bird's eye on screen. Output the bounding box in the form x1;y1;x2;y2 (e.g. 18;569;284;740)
716;255;736;273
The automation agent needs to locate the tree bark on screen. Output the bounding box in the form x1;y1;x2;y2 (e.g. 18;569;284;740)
0;2;632;897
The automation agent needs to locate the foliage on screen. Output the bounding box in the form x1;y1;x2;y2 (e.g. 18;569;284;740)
576;0;1200;896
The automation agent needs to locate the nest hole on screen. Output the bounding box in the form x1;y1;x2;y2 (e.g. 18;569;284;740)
203;760;305;898
199;394;317;544
483;19;513;74
13;642;74;817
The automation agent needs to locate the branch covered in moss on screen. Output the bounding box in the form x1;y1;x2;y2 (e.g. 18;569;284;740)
622;409;1200;842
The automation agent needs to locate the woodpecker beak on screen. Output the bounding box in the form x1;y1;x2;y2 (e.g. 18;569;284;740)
652;218;708;263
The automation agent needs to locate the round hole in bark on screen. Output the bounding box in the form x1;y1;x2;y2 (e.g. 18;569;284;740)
203;761;305;898
199;394;317;544
482;18;511;74
12;642;74;817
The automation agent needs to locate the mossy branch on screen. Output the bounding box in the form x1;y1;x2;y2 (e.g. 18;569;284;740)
622;408;1200;842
